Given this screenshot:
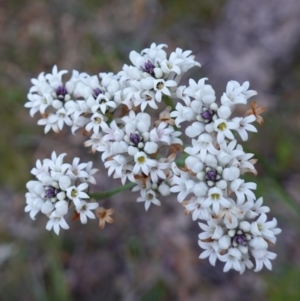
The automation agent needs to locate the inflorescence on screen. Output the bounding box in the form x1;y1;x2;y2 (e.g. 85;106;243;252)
25;43;281;273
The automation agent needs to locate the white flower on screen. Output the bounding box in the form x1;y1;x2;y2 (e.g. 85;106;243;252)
25;193;44;220
144;141;158;154
222;166;240;182
117;164;135;185
153;79;177;102
149;122;174;145
185;197;211;221
76;201;99;224
198;240;220;266
170;129;183;145
66;157;88;180
45;65;68;89
217;105;232;119
217;140;244;166
232;115;257;141
185;133;219;162
193;182;209;197
249;237;268;250
91;92;117;114
65;99;91;121
185;121;205;138
133;151;157;175
45;152;69;180
30;159;49;180
202;187;231;214
37;114;59;134
158;181;171;196
29;71;50;94
239;255;254;274
50;200;69;217
170;172;195;203
137;189;161;211
171;47;201;73
214;118;238;144
235;145;257;174
122;111;151;133
46;215;69;235
148;161;169;183
134;91;158;111
160;57;182;76
185;78;216;104
85;112;107;134
219;248;242;272
81;161;99;185
252;249;277;272
218;235;231;250
215;204;244;229
198;219;224;240
230;179;256;204
102;121;124;142
105;155;128;178
170;102;195;127
71;115;90;133
25;93;53;116
84;132;104;154
250;213;281;243
66;183;90;208
246;197;270;219
141;43;167;61
129;50;149;69
185;156;203;174
221;81;257;107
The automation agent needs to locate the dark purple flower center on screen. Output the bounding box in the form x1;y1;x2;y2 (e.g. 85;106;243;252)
201;109;214;123
56;85;68;99
141;60;155;76
205;169;218;182
93;88;103;98
130;133;142;146
44;185;60;199
234;234;247;246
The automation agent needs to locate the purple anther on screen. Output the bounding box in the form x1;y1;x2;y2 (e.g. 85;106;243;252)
141;60;155;77
44;186;60;199
56;85;68;99
205;169;218;182
201;109;214;123
234;234;247;246
130;133;142;146
93;88;103;98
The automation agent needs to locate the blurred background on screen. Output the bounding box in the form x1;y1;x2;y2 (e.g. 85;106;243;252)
1;0;300;300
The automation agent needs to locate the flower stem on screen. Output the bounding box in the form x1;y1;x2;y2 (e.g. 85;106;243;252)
89;182;135;200
162;95;175;111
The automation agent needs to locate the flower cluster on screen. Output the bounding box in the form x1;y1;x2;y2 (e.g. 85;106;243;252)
169;79;281;273
24;43;281;273
25;152;98;234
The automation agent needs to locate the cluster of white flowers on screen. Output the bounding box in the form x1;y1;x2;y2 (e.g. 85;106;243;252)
25;152;98;234
169;79;281;273
24;43;281;273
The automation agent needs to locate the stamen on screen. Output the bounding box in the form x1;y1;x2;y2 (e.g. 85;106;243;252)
93;88;103;98
201;109;214;123
44;185;60;199
56;85;68;100
141;60;155;76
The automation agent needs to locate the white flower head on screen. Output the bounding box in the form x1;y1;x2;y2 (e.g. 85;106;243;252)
66;183;90;208
76;201;99;224
133;151;157;176
137;189;161;211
